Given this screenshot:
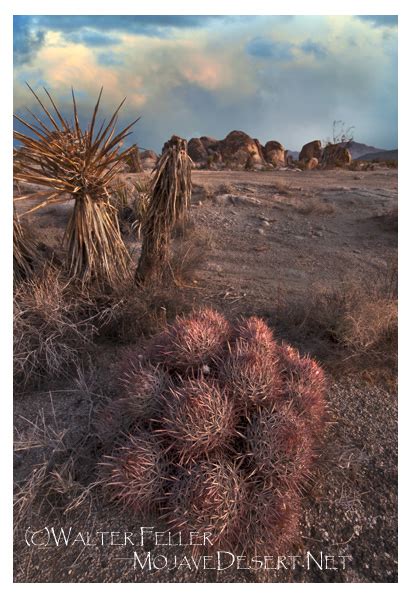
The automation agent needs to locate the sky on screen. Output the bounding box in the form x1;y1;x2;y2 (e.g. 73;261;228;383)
13;15;398;152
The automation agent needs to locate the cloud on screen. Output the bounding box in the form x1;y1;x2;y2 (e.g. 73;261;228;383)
13;16;46;65
299;39;327;59
356;15;398;28
13;15;398;152
65;29;121;47
97;52;124;67
246;37;294;60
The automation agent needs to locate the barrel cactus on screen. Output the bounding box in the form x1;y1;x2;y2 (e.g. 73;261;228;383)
100;307;327;556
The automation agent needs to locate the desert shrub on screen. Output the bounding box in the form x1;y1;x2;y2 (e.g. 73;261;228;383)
273;179;291;195
272;264;397;386
294;197;335;215
100;309;327;556
13;268;98;388
169;221;213;283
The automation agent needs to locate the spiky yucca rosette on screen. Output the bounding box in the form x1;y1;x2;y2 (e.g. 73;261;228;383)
98;430;165;514
14;86;138;286
159;375;237;463
100;309;327;560
148;307;231;371
164;458;247;550
246;405;313;488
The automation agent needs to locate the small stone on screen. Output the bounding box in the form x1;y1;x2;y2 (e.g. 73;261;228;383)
257;228;265;235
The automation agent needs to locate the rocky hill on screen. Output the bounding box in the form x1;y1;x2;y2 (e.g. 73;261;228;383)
187;131;287;170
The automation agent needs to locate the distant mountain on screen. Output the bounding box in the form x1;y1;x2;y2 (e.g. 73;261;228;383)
342;141;388;159
287;150;300;160
287;142;393;161
357;149;398;161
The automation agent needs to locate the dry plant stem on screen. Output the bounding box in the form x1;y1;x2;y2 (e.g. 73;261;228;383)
136;135;192;284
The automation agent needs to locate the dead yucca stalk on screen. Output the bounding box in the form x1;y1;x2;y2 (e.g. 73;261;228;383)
13;85;139;286
13;210;38;283
135;135;192;284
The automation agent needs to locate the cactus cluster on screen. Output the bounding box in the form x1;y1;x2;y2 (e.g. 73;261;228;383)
99;308;327;556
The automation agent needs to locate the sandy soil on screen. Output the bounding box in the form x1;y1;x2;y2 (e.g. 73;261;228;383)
13;167;398;583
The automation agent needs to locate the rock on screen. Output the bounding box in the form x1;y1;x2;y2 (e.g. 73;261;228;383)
305;157;319;170
187;138;208;163
220;130;266;169
264;140;286;166
257;228;265;235
299;140;322;162
321;143;352;168
140;149;158;170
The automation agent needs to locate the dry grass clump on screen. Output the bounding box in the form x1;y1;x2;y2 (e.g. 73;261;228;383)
169;221;213;284
14;391;100;529
160;376;237;463
98;430;165;514
99;309;327;557
111;177;151;238
13;268;98;387
294;197;335;215
217;183;237;195
272;264;397;386
273;179;292;196
14;86;137;286
13;212;39;283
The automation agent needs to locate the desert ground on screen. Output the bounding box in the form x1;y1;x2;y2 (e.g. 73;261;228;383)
13;166;397;582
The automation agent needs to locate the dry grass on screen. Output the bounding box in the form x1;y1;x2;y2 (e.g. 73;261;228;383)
169;221;213;284
111;178;151;237
271;263;397;386
14;86;137;286
294;197;335;215
13;212;40;283
14;390;99;530
273;179;292;196
13;268;99;388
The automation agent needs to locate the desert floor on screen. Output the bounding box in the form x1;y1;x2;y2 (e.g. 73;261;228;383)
14;167;397;582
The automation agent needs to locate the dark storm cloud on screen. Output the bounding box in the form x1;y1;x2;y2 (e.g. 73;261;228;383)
65;29;121;47
14;15;229;64
356;15;398;28
13;16;46;66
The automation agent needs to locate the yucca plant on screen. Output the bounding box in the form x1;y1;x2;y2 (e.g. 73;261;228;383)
13;85;139;286
135;135;192;284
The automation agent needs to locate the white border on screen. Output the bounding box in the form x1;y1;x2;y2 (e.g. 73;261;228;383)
2;1;407;597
